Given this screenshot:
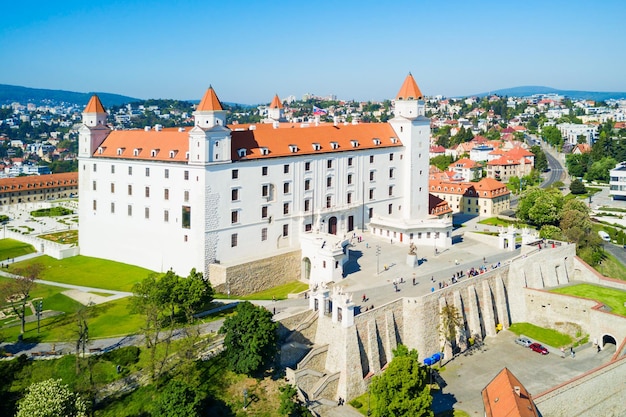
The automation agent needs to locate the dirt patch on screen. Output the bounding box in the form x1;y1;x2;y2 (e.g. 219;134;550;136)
62;289;111;305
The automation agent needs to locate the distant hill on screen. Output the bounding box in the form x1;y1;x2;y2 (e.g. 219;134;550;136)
0;84;140;107
473;85;626;101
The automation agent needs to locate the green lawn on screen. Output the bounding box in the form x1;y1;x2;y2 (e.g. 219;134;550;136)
8;255;154;292
477;217;531;228
0;239;36;260
508;323;573;348
595;252;626;281
551;284;626;316
215;280;309;300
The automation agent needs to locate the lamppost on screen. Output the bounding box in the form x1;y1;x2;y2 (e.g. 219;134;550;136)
367;386;371;416
243;388;248;410
376;245;381;275
36;300;43;334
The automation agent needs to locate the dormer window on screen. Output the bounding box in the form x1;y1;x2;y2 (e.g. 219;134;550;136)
117;148;124;156
133;148;141;156
330;141;339;150
312;143;321;151
97;147;104;154
288;144;298;153
350;140;359;148
373;138;381;145
390;137;398;144
185;152;189;159
260;147;269;156
237;148;247;158
150;149;159;157
169;150;177;158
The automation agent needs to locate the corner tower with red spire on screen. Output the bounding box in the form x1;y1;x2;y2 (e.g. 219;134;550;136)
78;94;110;158
189;86;231;164
267;94;285;123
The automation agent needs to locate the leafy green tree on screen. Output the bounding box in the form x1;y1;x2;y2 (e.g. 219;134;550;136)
517;187;563;227
541;125;563;149
569;178;587;194
16;379;87;417
278;384;311;416
219;301;278;375
558;199;603;265
153;379;201;417
2;263;42;334
539;225;563;240
177;268;214;323
370;345;433;417
439;304;463;358
530;145;548;172
586;157;616;182
430;154;454;172
565;153;591;178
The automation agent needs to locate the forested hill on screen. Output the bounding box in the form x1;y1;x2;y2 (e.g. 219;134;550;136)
0;84;139;107
474;86;626;101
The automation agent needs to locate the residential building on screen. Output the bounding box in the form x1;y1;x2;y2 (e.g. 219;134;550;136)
429;178;510;217
0;172;78;205
78;74;453;291
609;161;626;200
448;158;483;181
486;147;534;182
482;368;539;417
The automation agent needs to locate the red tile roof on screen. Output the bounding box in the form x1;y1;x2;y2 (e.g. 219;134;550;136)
396;73;423;100
0;172;78;191
84;95;106;113
482;368;538;417
429;194;452;216
270;94;283;109
197;87;223;111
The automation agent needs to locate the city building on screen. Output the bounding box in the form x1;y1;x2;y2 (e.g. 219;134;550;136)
482;368;539;417
0;172;78;206
609;161;626;200
78;74;453;292
429;178;510;217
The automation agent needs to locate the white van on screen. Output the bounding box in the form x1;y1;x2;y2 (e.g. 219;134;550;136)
598;231;611;242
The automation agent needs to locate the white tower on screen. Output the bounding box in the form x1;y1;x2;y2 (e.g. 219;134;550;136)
189;86;231;164
267;94;285;123
389;73;430;220
78;95;110;158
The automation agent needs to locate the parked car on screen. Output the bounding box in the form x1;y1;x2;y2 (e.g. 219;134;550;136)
515;337;532;347
529;343;549;355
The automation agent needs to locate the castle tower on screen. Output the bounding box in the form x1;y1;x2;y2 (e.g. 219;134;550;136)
78;95;110;158
389;73;430;220
267;94;285;123
189;86;231;164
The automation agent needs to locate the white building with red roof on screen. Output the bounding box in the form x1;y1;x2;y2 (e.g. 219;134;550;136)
78;75;452;293
429;177;510;217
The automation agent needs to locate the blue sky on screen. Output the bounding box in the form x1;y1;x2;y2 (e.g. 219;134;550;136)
2;0;625;104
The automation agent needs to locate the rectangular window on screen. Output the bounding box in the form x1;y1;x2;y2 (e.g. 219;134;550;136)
388;204;392;214
92;181;96;191
304;199;310;212
164;189;169;200
326;196;332;208
284;182;290;194
389;153;394;161
369;188;374;200
145;167;150;177
283;203;289;215
184;170;189;180
283;164;289;174
231;210;238;224
388;185;393;196
145;207;150;219
184;190;189;202
128;166;132;175
368;207;373;219
370;155;374;163
92;200;97;210
93;163;97;172
327;177;332;187
128;205;132;216
128;185;133;196
110;183;115;193
389;168;394;178
305;161;311;171
327;159;333;169
347;193;352;204
182;206;191;228
164;169;169;179
262;166;268;176
347;174;353;185
261;206;268;218
348;157;353;166
232;188;239;201
145;186;150;198
232;169;239;179
111;165;115;174
305;223;312;232
283;224;289;237
369;171;375;181
261;228;268;241
304;179;311;191
231;233;238;247
262;184;269;197
164;210;169;222
110;202;115;213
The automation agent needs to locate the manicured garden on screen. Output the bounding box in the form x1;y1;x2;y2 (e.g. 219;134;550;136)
550;284;626;316
30;207;74;217
38;230;78;245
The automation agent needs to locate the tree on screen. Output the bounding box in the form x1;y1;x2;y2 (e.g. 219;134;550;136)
430;154;454;172
370;345;433;417
530;145;548;172
278;384;311;417
541;125;563;148
177;268;214;323
565;153;591;178
16;378;87;417
153;379;201;417
569;178;587;194
439;304;463;358
2;263;43;334
539;225;563;240
516;187;563;227
219;301;278;375
586;157;616;182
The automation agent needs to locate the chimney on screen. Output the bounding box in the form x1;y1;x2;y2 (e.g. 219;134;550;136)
514;386;521;397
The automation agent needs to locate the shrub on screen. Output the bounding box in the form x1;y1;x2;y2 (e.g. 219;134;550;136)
101;346;140;367
349;399;363;409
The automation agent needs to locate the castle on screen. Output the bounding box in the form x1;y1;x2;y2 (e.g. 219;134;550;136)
78;74;452;292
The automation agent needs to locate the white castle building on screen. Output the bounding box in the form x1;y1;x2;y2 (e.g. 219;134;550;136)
78;74;452;292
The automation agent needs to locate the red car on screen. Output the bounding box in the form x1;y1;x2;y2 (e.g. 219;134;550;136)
529;343;549;355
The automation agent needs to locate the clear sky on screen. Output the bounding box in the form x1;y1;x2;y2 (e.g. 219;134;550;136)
2;0;625;104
